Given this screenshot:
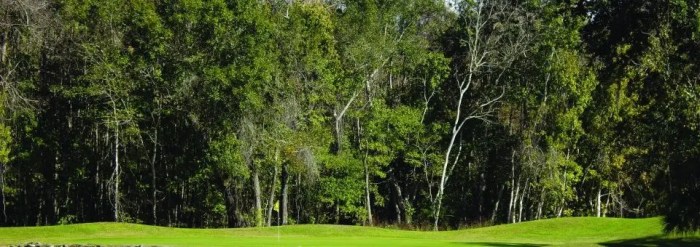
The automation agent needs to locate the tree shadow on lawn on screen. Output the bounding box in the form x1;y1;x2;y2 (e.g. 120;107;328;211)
453;242;546;247
600;236;700;247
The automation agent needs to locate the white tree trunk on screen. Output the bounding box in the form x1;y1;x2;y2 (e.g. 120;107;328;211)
596;188;602;217
151;127;158;224
536;187;545;220
280;162;288;225
253;166;262;226
557;204;564;218
434;121;462;230
113;123;120;222
518;181;528;223
1;31;6;65
433;1;483;231
508;152;515;222
512;181;520;223
491;186;503;222
603;192;610;217
432;0;523;230
266;151;279;227
365;161;373;226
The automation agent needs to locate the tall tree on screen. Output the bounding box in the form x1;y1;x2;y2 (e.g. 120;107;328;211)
433;0;531;230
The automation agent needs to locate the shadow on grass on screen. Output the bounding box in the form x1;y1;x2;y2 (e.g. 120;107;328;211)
454;242;546;247
600;236;700;247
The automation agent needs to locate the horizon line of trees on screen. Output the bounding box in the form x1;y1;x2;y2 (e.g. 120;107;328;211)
1;0;698;232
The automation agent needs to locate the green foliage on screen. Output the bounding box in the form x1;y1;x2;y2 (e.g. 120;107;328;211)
0;0;699;232
0;125;8;165
208;133;248;180
0;113;12;168
0;95;10;165
318;152;365;222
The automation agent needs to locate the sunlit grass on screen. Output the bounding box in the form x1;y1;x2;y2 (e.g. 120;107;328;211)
1;217;696;246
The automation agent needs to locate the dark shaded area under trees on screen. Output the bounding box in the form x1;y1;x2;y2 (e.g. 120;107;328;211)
0;0;698;232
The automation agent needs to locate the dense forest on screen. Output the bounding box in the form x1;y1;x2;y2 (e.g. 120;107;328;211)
1;0;699;232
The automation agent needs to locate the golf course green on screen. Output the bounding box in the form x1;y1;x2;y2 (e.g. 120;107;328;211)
1;217;697;246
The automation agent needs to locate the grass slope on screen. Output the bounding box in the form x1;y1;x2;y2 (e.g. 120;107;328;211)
0;217;696;246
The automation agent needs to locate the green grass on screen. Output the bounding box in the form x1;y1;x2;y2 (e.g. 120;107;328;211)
0;217;697;246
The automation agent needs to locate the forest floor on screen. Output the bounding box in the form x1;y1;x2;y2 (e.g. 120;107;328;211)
1;217;699;246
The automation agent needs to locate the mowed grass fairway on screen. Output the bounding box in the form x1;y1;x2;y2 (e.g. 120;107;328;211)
1;217;698;246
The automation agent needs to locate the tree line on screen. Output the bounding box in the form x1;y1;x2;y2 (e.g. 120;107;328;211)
1;0;698;232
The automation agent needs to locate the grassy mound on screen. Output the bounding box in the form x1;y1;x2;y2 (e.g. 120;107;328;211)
0;217;696;246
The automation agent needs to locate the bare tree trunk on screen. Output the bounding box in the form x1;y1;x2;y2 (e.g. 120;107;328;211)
388;168;406;225
422;149;435;205
507;187;513;222
94;124;102;218
433;0;527;229
253;165;262;226
224;183;237;228
180;182;185;225
478;172;486;218
557;204;564;218
280;162;288;225
266;165;278;227
295;174;301;222
596;188;602;217
442;0;529;228
113;120;120;222
491;186;503;222
364;160;373;226
53;155;59;223
603;192;610;217
536;187;545;220
434;101;463;230
1;31;6;65
151;127;158;225
358;118;373;226
511;177;520;223
394;203;401;225
557;168;569;218
518;180;529;223
508;151;515;223
420;79;436;125
333;92;358;154
618;193;623;217
434;136;464;230
334;117;342;153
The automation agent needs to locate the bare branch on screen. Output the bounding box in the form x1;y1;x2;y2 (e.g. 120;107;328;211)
433;0;531;230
